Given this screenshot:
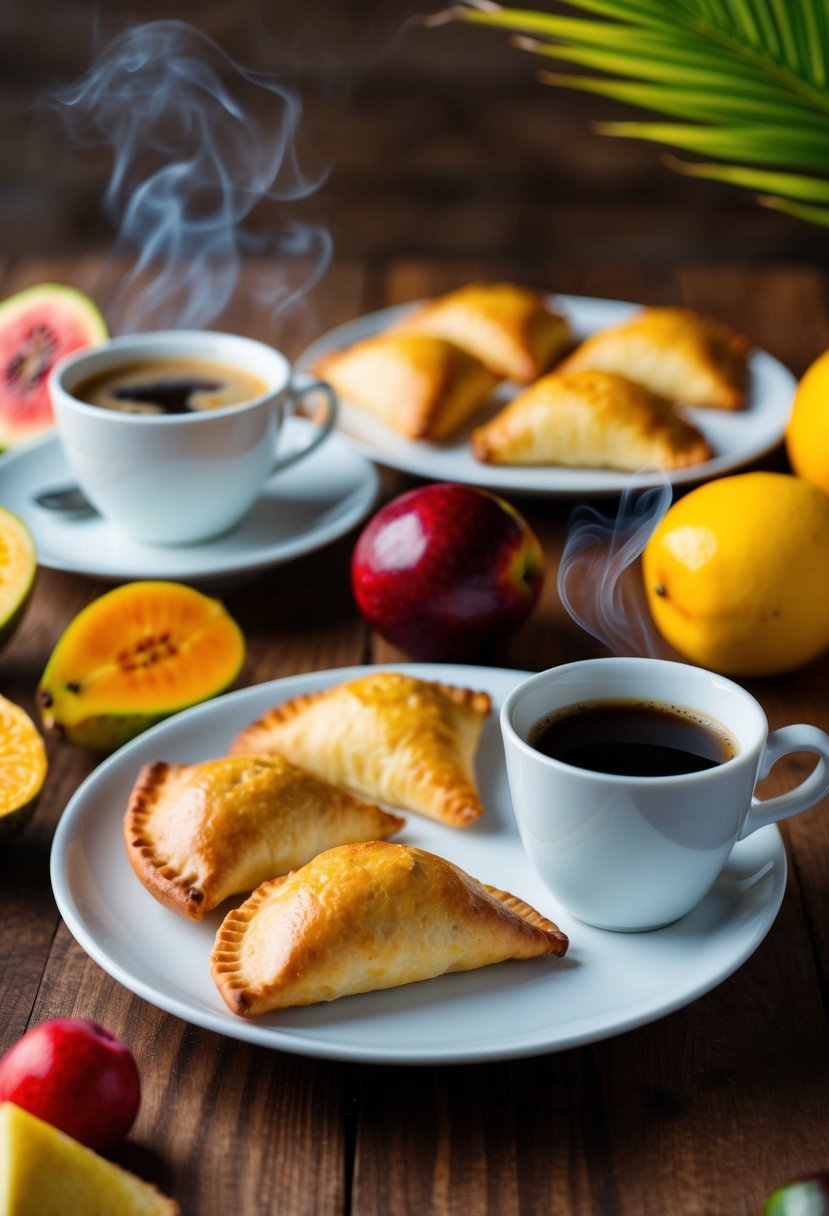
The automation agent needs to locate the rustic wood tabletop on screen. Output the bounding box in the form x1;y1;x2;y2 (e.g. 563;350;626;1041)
2;252;829;1215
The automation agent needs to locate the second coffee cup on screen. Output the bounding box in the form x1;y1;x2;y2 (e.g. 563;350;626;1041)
501;657;829;932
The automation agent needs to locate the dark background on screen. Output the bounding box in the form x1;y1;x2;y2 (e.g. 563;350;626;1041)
4;0;829;274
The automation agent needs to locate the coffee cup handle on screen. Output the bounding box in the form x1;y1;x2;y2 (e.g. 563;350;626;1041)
271;372;339;474
739;724;829;839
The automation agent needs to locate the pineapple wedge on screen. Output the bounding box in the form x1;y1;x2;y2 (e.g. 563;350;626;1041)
0;1102;179;1215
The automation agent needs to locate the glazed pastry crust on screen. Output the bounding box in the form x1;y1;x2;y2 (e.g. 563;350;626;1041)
210;840;569;1015
124;754;404;919
394;281;572;384
472;369;713;470
558;306;750;410
314;333;499;440
229;672;492;828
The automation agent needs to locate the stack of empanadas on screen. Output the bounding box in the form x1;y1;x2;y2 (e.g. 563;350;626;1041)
122;672;567;1015
315;282;571;441
315;286;754;473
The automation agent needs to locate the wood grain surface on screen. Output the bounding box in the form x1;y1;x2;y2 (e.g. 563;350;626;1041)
2;252;829;1215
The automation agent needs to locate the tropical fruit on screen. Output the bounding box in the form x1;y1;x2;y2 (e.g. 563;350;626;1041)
0;506;37;650
0;695;47;842
0;283;108;450
643;471;829;676
37;581;245;752
0;1101;179;1215
786;348;829;496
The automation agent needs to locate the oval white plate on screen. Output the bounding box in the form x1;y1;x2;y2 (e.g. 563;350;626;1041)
50;663;786;1064
0;419;378;585
297;295;796;496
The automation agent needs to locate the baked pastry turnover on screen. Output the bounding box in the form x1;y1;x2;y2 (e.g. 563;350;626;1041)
313;333;499;440
558;306;750;410
472;369;712;470
229;671;491;828
393;281;571;383
124;755;404;919
210;840;569;1015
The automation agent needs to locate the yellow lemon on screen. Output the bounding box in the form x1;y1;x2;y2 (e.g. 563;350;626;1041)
642;471;829;676
786;349;829;496
0;693;47;842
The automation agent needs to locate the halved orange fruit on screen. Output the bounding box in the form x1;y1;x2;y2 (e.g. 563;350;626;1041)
0;693;47;841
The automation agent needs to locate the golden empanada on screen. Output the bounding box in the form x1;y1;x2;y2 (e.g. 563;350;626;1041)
124;754;404;920
229;672;491;828
393;281;571;384
210;840;568;1015
558;306;750;410
313;333;499;440
471;370;712;471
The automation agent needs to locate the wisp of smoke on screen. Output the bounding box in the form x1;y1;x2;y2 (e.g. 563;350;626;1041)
49;20;332;333
557;471;673;657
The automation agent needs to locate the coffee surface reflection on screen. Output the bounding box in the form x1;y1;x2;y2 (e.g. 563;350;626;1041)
75;357;269;415
529;698;737;777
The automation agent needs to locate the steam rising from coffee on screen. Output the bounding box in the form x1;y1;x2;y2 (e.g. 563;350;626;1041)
557;474;673;657
50;21;331;333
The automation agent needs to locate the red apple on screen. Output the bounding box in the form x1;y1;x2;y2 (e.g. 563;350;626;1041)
0;1018;141;1152
351;482;544;659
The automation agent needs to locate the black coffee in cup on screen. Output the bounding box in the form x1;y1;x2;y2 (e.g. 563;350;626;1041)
74;357;269;415
529;699;737;777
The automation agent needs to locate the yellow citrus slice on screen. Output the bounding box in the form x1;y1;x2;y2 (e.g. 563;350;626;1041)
0;505;37;648
0;1102;179;1215
0;694;47;841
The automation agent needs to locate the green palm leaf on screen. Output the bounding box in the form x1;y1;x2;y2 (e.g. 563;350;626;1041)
429;0;829;224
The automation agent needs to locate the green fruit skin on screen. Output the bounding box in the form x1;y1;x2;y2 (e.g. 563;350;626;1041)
42;710;176;754
765;1177;829;1215
38;680;241;755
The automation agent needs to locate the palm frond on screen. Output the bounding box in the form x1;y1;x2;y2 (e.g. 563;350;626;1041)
431;0;829;224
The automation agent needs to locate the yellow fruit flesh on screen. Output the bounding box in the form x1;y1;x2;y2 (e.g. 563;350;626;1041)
0;508;36;647
0;696;46;839
0;1102;179;1215
643;472;829;676
38;582;245;744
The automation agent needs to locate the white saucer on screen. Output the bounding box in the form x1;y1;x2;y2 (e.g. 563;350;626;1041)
0;420;379;584
50;663;786;1065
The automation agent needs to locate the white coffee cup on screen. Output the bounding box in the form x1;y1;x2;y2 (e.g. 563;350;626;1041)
50;330;338;546
501;657;829;932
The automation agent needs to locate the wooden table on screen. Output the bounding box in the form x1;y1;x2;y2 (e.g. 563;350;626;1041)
3;253;829;1215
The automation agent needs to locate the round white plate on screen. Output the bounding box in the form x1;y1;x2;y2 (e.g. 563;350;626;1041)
297;295;796;496
50;663;786;1065
0;420;379;585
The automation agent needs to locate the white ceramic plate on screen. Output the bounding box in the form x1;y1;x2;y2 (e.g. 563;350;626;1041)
0;420;378;585
50;663;786;1065
297;295;796;496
